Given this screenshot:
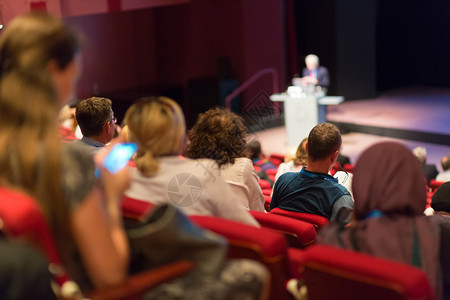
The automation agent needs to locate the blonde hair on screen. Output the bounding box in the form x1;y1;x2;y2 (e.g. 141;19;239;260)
124;97;186;177
0;12;80;268
293;137;308;166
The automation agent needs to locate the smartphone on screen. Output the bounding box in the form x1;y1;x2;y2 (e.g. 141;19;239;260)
99;143;137;175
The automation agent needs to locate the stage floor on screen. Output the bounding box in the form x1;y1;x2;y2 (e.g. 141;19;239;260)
254;87;450;171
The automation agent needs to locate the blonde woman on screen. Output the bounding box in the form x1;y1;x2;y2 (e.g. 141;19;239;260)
124;97;259;227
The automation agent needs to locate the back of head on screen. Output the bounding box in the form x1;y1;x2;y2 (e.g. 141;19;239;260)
293;137;308;166
76;97;112;137
307;123;341;162
412;146;427;164
0;12;80;271
353;142;427;219
185;107;248;166
247;140;262;160
124;97;185;177
441;155;450;171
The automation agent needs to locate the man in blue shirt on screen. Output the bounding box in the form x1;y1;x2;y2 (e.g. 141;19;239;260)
71;97;117;156
270;123;353;225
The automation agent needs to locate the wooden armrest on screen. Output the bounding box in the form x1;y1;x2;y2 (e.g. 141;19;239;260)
85;260;194;300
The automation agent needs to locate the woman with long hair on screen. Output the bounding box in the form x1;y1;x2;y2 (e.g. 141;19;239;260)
124;97;259;226
0;12;129;290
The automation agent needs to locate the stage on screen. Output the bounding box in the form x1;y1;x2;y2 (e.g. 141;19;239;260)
251;87;450;171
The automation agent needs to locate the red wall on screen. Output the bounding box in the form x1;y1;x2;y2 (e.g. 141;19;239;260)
64;0;287;111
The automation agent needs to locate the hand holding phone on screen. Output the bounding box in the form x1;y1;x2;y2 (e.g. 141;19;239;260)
96;143;137;177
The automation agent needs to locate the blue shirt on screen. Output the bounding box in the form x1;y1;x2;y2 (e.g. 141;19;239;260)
270;167;353;225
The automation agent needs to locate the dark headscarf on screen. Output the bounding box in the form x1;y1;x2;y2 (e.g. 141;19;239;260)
319;142;441;299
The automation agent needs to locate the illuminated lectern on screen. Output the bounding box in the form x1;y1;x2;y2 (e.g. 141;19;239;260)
270;87;344;148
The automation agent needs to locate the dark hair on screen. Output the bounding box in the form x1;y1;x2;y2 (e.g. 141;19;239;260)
76;97;112;137
248;140;262;160
185;107;248;167
307;123;342;161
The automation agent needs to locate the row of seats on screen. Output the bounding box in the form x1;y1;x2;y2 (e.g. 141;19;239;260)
121;195;434;300
0;183;436;300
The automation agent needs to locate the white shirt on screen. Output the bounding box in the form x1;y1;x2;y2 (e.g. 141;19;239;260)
125;156;259;227
436;171;450;182
219;157;265;212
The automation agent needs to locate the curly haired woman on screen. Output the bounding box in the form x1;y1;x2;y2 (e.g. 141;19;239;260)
185;107;265;212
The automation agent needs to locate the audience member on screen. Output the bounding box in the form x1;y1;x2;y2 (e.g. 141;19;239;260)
124;98;260;224
248;140;277;171
413;146;439;184
0;13;268;300
0;12;130;291
185;107;265;212
58;104;78;143
319;142;443;299
270;123;353;225
437;155;450;182
274;137;308;184
72;96;117;155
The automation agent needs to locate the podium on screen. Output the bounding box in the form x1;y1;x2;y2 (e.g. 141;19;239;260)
270;89;344;148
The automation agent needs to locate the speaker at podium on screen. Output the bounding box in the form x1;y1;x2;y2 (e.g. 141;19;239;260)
270;86;343;148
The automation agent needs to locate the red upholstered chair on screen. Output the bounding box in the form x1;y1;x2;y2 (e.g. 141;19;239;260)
0;187;193;300
429;179;445;192
258;178;272;190
249;211;316;249
343;163;354;173
0;187;71;291
300;245;435;300
269;153;285;167
264;195;272;211
262;188;272;196
269;207;329;231
121;195;155;221
190;215;298;300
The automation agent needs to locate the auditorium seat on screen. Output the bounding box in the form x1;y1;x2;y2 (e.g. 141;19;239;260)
269;207;329;231
258;178;272;190
121;195;155;221
300;244;435;300
249;211;316;248
429;179;445;192
0;187;193;300
269;153;285;167
264;195;272;211
190;215;301;300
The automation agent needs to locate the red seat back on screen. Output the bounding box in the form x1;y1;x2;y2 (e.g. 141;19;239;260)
0;187;69;286
190;215;294;300
121;195;155;221
269;207;329;230
429;179;445;192
301;245;435;300
249;211;316;248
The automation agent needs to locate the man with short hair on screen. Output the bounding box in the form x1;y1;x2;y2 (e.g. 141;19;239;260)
270;123;353;225
71;96;116;155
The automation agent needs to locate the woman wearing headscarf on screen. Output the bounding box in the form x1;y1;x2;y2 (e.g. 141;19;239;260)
319;141;442;299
